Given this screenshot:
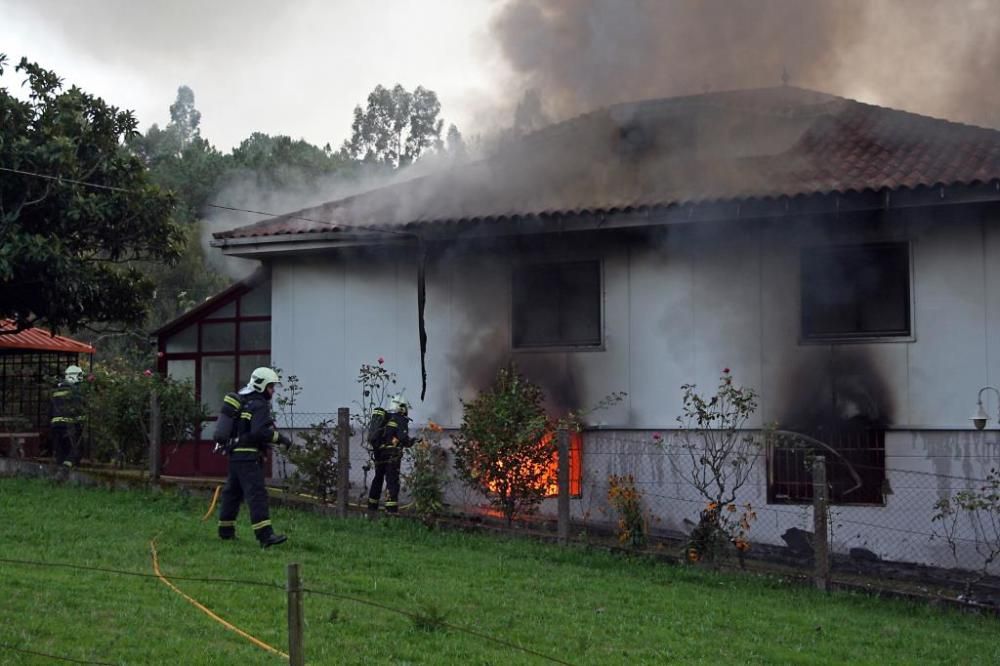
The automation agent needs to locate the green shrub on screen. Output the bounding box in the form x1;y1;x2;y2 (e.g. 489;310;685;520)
285;420;342;502
452;365;551;525
81;360;205;467
405;423;450;524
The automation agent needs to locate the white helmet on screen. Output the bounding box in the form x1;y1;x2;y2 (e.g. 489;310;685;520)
64;365;84;384
245;367;280;394
390;393;409;414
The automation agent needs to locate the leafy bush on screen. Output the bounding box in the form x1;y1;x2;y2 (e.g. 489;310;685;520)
607;473;647;548
81;361;205;467
452;365;551;525
286;419;342;503
405;421;449;525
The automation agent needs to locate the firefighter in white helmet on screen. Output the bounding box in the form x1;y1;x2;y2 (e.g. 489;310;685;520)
367;393;412;515
50;365;85;467
217;367;290;548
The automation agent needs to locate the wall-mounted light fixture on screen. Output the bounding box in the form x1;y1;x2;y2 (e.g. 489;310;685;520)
971;386;1000;430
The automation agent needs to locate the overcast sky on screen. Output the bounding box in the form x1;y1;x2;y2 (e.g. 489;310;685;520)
4;0;1000;156
0;0;507;151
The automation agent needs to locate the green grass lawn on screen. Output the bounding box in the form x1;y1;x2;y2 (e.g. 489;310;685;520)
1;477;998;665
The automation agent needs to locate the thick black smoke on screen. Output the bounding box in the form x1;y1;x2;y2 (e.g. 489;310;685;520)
493;0;1000;129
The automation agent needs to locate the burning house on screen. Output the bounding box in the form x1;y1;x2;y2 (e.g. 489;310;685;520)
204;86;1000;570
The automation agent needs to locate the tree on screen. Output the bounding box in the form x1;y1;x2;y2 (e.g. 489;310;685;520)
452;365;552;525
341;84;445;168
0;55;183;334
230;132;354;188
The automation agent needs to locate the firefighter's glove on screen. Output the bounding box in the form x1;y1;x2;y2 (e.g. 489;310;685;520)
278;433;293;449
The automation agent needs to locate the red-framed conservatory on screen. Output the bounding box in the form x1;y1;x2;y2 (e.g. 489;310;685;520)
0;320;95;458
154;271;271;477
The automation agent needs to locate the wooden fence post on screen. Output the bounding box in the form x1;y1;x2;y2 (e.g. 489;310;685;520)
287;563;304;666
813;455;830;591
557;428;570;545
337;407;350;518
149;390;161;480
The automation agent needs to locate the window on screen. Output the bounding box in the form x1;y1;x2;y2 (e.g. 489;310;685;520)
768;428;886;505
801;243;910;340
512;261;601;349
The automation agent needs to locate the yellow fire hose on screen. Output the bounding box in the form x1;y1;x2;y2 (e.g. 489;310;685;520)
201;485;222;521
149;537;287;660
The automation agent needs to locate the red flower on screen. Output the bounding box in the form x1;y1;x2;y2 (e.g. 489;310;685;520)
86;374;95;382
143;369;153;377
723;367;730;374
651;432;663;442
377;357;385;365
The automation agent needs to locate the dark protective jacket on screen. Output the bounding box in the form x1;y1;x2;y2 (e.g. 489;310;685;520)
50;381;83;427
372;410;412;459
230;392;284;460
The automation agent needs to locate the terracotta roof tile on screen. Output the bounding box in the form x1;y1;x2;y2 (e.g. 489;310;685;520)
0;320;95;354
215;86;1000;242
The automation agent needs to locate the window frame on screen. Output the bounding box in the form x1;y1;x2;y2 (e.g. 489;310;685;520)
510;258;605;352
766;428;887;506
799;241;915;344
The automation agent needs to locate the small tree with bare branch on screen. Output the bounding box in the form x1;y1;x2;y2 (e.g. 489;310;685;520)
933;467;1000;588
671;369;763;562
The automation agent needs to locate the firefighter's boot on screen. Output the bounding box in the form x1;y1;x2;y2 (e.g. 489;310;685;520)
260;533;287;549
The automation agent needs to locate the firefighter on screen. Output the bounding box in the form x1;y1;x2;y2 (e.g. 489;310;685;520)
367;394;412;515
217;367;291;548
50;365;85;467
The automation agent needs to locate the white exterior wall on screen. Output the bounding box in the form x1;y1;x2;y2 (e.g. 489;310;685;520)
267;209;1000;571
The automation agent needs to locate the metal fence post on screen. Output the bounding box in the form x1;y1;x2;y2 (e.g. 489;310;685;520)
557;428;570;545
149;390;161;480
337;407;350;518
812;455;830;591
286;563;304;666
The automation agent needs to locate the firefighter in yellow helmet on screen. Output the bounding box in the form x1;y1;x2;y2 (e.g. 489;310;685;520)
50;365;85;467
217;367;290;548
367;394;412;515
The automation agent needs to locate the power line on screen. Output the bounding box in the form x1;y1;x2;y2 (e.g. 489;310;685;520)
0;165;416;239
0;641;116;665
301;587;573;665
0;556;283;590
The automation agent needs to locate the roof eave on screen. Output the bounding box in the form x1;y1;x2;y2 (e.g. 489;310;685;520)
211;181;1000;257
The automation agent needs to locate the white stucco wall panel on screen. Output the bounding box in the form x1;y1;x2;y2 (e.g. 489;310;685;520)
908;218;988;427
627;242;695;427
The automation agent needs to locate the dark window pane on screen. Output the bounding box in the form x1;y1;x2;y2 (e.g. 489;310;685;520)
513;261;601;348
239;321;270;351
239;354;271;390
801;244;910;339
166;360;196;393
241;281;271;316
201;322;236;352
201;356;236;408
165;325;197;353
206;301;236;319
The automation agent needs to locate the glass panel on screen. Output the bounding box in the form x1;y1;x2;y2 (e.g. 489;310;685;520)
201;356;236;408
201;322;236;352
239;354;271;390
166;360;196;397
240;281;271;316
206;301;236;319
165;325;197;353
239;321;271;351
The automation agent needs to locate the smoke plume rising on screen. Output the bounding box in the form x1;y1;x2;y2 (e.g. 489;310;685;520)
492;0;1000;129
